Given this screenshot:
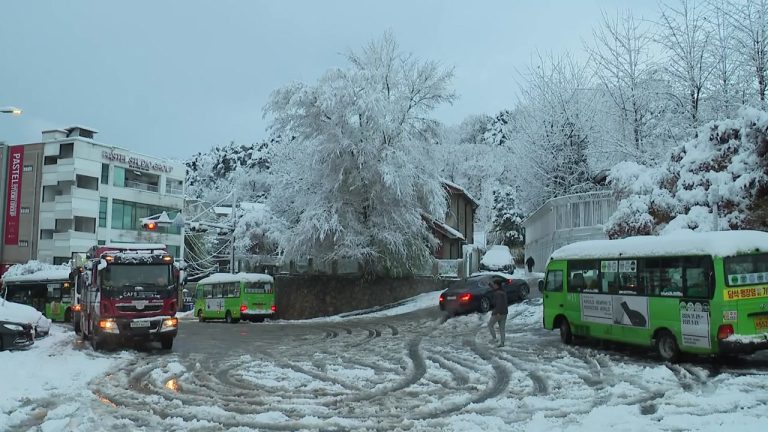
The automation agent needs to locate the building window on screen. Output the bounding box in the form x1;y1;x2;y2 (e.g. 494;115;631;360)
99;197;108;227
101;163;109;184
113;166;125;187
23;164;33;172
20;207;30;214
18;240;29;247
74;216;97;234
97;240;105;245
110;198;181;234
166;178;183;196
53;257;69;265
76;174;99;191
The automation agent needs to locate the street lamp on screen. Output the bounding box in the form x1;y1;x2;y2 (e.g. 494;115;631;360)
0;107;22;115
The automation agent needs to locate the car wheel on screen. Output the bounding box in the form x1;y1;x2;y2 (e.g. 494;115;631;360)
559;318;573;345
479;296;491;313
656;330;680;362
225;310;233;324
520;284;530;300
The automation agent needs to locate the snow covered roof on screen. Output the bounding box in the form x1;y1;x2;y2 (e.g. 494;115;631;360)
423;215;465;240
440;179;480;208
197;272;274;285
2;261;70;283
550;230;768;260
102;243;167;250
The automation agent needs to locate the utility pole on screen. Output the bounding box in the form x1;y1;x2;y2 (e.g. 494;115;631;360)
230;189;237;274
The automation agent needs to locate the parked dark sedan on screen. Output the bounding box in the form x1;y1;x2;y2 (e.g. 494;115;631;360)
439;272;530;315
0;320;34;351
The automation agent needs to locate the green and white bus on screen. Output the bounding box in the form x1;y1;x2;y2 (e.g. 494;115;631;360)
541;230;768;361
194;272;276;323
2;269;74;322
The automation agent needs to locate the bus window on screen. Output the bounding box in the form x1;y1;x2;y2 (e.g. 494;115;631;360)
544;270;563;292
204;285;212;298
213;284;222;298
657;258;683;297
196;286;204;300
568;260;599;293
618;260;641;295
724;253;768;286
683;256;712;299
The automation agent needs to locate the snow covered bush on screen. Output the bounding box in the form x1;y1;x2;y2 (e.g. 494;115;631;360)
606;107;768;237
263;34;455;275
488;186;525;248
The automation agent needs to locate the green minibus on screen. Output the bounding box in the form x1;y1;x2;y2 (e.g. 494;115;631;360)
541;230;768;361
194;272;276;323
2;270;73;322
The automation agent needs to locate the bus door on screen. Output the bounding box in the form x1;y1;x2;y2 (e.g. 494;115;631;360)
542;261;566;329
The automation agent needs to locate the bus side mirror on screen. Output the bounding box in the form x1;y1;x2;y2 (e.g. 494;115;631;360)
538;279;544;293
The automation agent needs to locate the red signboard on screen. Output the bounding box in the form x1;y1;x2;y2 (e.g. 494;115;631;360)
4;146;24;245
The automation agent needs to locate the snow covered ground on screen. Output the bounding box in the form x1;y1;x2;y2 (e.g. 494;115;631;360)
3;293;768;431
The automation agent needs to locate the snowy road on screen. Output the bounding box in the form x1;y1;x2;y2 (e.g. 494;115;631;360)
5;294;768;431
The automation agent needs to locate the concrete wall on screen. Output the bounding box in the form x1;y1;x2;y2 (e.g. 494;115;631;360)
274;275;449;320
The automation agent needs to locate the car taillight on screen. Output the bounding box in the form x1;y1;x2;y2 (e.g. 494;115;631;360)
439;295;445;303
459;293;472;302
240;305;247;312
72;304;82;312
508;279;513;284
717;324;734;340
271;305;276;312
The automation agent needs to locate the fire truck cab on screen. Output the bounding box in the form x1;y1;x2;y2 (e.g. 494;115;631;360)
79;243;180;350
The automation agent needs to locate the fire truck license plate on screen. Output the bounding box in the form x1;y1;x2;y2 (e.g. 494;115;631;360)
130;320;150;328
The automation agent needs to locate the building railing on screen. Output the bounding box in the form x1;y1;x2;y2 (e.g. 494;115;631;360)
166;186;184;196
125;180;159;193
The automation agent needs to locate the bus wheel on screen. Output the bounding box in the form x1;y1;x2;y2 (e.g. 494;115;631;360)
161;337;173;350
225;311;234;324
656;330;680;362
197;310;205;323
559;318;573;345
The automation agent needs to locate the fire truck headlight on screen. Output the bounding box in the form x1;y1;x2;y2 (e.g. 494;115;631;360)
98;319;119;333
162;318;178;329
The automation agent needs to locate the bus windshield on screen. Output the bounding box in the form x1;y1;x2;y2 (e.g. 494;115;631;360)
724;253;768;286
100;264;174;299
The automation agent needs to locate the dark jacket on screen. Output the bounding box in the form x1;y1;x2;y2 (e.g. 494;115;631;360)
492;287;508;315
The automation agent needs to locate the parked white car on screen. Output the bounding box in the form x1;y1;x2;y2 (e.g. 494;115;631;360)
0;299;51;338
480;245;515;272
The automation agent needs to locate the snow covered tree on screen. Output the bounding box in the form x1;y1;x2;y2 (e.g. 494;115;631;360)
264;33;455;276
721;0;768;106
512;52;598;212
656;0;713;132
586;11;671;163
606;107;768;237
489;186;525;249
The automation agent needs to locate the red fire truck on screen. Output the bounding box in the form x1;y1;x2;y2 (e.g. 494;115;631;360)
78;243;180;350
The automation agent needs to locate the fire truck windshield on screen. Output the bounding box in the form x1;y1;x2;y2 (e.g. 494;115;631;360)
100;264;174;299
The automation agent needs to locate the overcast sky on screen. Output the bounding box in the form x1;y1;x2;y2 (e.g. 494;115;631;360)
0;0;658;159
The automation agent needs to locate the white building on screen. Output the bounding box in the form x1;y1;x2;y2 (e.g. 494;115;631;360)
522;191;617;272
34;126;185;264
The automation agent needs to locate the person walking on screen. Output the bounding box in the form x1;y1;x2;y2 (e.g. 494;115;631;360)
487;280;509;347
526;256;535;273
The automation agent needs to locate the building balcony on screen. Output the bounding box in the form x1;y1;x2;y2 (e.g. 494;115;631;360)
125;180;159;193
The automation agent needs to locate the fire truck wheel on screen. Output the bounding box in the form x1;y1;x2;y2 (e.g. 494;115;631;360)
161;337;173;350
90;328;104;351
